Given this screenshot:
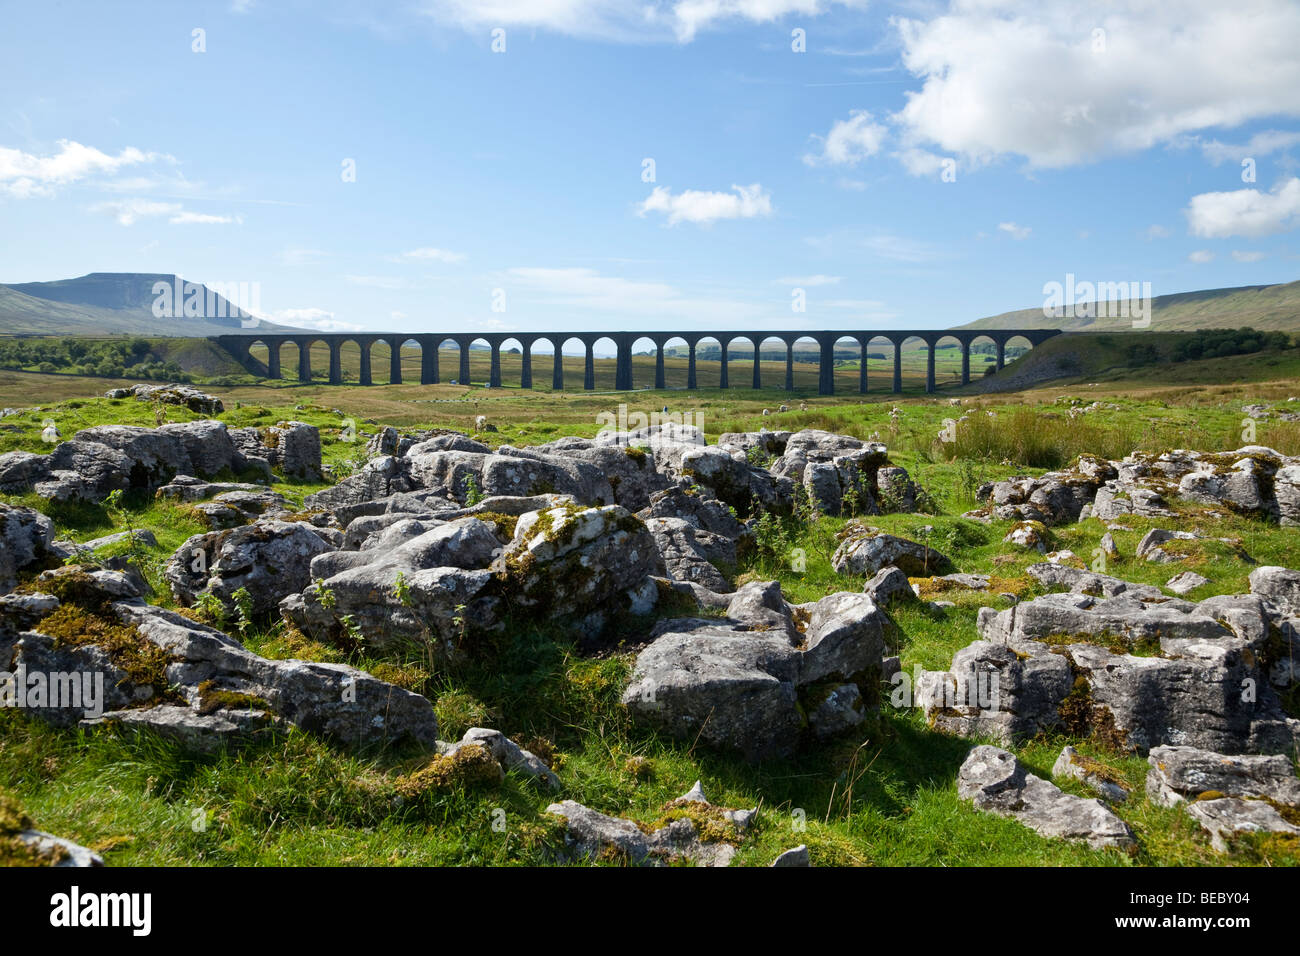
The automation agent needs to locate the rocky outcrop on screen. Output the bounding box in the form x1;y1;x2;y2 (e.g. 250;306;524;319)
0;503;57;593
921;579;1300;756
547;781;754;867
165;518;341;616
831;524;950;578
105;383;224;416
0;419;307;502
957;745;1136;850
973;447;1300;527
8;567;439;753
622;583;884;761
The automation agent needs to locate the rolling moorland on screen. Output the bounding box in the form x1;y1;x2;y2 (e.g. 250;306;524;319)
0;304;1298;866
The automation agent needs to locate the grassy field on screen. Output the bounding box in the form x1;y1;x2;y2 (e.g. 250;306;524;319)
0;362;1298;867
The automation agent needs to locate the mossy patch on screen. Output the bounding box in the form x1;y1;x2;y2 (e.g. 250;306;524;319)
651;798;741;845
392;744;502;799
195;679;270;716
1056;673;1130;752
35;604;179;703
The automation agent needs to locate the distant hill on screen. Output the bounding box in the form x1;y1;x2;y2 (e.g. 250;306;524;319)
960;280;1300;332
0;273;301;336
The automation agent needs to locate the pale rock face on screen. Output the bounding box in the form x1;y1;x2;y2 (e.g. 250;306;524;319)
958;746;1136;850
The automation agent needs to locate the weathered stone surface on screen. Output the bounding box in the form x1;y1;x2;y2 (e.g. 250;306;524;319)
0;419;275;502
494;505;663;624
623;585;885;761
925;586;1300;755
12;830;104;867
546;781;751;867
1145;745;1300;808
1052;745;1130;802
166;519;339;616
771;845;810;867
806;682;867;739
863;566;914;607
622;623;801;762
831;524;950;577
1003;520;1049;552
9;570;439;751
106;382;223;415
0;503;56;593
1184;798;1300;852
282;517;505;653
644;516;735;593
1250;565;1300;617
1166;571;1209;596
957;745;1135;850
441;728;560;790
192;489;290;529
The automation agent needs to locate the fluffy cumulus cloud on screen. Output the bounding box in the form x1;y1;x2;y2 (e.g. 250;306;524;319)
0;140;163;198
1185;177;1300;238
1188;250;1215;263
638;183;772;225
804;110;888;167
890;0;1300;169
997;221;1031;240
420;0;866;42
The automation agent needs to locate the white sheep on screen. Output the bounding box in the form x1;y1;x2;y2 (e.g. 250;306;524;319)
475;414;487;431
762;408;770;417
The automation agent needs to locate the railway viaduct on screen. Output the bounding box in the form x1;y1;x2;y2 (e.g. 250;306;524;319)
212;328;1062;396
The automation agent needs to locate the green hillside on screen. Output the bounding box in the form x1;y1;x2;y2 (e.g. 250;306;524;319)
962;280;1300;333
0;273;297;336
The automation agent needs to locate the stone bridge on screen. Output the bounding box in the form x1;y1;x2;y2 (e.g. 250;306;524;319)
213;328;1062;395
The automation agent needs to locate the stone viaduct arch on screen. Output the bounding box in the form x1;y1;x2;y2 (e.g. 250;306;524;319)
214;328;1062;395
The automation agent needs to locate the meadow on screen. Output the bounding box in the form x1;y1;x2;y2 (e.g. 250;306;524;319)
0;355;1298;867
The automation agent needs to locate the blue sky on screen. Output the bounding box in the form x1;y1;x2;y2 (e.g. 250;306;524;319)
3;0;1300;346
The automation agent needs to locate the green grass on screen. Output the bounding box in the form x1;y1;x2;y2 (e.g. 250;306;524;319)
1;378;1298;866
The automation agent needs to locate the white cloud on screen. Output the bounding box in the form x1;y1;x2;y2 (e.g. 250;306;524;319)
1232;250;1267;262
1188;250;1216;263
269;308;363;332
894;148;949;177
891;0;1300;169
1144;224;1170;240
804;110;888;167
997;221;1031;240
398;246;466;264
776;274;841;286
638;183;772;225
1183;129;1300;165
1185;177;1300;238
91;198;239;225
91;198;179;226
419;0;867;43
0;140;164;198
169;210;241;225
